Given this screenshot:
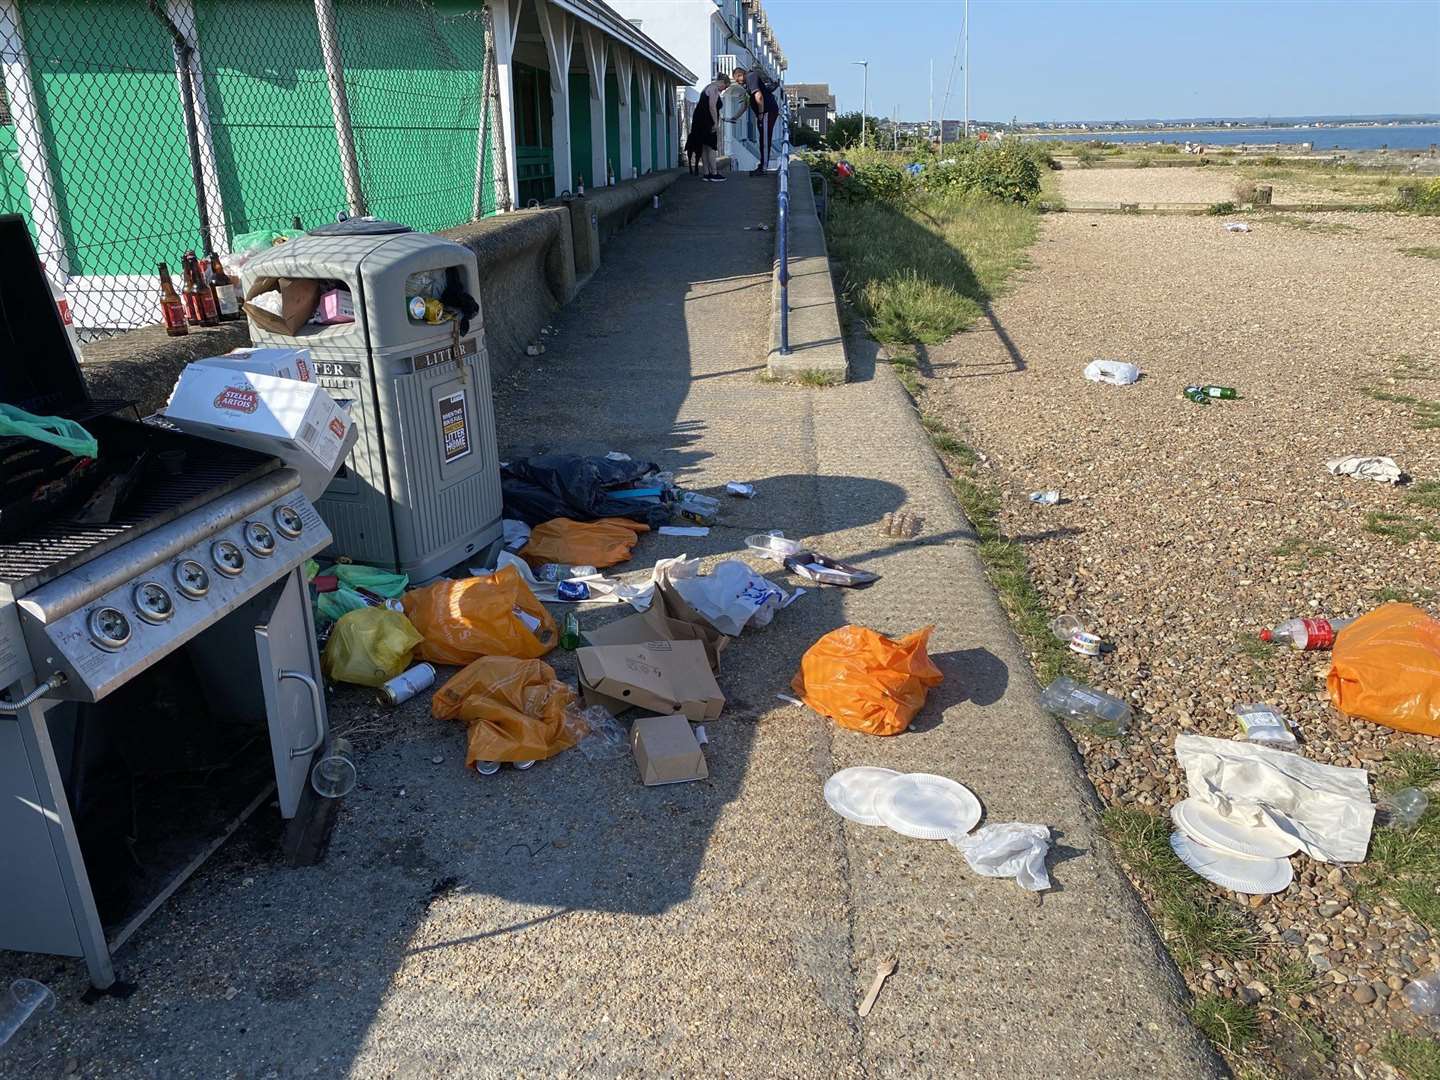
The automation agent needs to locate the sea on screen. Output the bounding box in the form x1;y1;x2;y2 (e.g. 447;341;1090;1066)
1032;124;1440;152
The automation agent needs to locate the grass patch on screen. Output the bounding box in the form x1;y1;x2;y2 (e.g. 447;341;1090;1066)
1361;387;1440;429
1400;246;1440;260
1207;201;1238;215
1359;753;1440;931
1365;512;1440;544
827;190;1037;347
1385;749;1440;792
1271;537;1336;563
790;368;843;387
1102;807;1258;968
1235;634;1271;662
1190;995;1260;1054
1262;214;1359;234
1380;1033;1440;1080
1405;481;1440;511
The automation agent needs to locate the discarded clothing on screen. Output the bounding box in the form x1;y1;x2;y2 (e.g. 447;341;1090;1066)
1083;359;1140;386
1173;733;1374;864
1326;455;1403;485
949;823;1052;892
501;454;669;527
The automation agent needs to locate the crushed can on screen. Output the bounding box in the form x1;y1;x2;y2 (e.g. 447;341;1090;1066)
377;662;437;707
556;579;591;602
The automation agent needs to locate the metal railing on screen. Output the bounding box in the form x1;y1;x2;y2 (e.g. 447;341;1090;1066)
777;95;792;355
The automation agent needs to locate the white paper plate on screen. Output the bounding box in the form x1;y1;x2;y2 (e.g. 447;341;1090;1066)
873;774;982;840
1170;798;1301;859
824;767;901;827
1170;832;1293;895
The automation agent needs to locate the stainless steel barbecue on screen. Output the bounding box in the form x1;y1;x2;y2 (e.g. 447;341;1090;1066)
0;215;335;989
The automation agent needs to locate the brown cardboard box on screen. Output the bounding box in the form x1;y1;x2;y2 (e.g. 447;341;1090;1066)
631;714;708;786
576;639;725;723
583;597;726;674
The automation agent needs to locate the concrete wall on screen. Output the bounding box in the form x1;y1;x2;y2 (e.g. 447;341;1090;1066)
79;174;680;415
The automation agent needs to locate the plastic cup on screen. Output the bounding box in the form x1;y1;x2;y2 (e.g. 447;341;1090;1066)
1379;787;1429;829
1049;614;1083;643
0;979;55;1047
310;737;356;799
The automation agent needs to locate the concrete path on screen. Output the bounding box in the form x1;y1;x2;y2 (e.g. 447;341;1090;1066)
0;172;1219;1079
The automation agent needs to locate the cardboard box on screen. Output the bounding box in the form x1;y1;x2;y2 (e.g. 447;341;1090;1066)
583;599;726;674
631;714;708;786
310;288;355;325
164;365;356;500
193;347;313;383
576;639;725;723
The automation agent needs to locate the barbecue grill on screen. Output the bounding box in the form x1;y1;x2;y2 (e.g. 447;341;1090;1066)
0;215;335;988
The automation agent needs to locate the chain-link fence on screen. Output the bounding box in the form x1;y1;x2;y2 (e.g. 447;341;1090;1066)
0;0;499;340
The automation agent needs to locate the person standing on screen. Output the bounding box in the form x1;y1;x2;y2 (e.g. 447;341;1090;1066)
731;66;779;176
686;72;729;182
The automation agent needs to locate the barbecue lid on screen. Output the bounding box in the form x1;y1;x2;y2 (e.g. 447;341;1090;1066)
0;214;88;415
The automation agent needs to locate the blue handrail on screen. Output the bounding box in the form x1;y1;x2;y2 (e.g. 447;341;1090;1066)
777;97;791;355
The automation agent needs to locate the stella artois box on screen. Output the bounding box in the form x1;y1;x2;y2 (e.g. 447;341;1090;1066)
164;363;355;500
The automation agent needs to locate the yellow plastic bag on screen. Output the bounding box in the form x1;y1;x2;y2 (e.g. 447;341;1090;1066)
1328;603;1440;737
792;625;944;736
431;656;578;764
321;607;424;687
402;565;556;664
520;517;648;571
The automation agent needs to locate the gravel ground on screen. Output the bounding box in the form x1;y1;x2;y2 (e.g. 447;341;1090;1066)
922;204;1440;1075
1055;166;1381;206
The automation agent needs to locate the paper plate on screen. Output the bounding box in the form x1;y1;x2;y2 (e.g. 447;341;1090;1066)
1170;798;1302;860
824;767;901;827
873;774;982;840
1170;832;1293;895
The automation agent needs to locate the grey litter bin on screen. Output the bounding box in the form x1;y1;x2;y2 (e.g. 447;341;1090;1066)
243;222;502;580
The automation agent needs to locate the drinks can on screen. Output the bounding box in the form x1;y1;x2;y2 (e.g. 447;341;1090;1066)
556;579;590;602
377;662;437;707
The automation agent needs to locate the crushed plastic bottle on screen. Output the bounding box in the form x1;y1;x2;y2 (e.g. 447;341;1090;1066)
1040;676;1131;737
1259;616;1355;651
1028;490;1060;506
1403;973;1440;1026
1379;787;1430;829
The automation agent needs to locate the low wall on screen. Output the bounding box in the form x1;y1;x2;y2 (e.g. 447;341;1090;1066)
78;180;673;415
767;160;847;382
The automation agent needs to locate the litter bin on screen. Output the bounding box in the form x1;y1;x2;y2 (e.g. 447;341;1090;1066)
243;221;502;580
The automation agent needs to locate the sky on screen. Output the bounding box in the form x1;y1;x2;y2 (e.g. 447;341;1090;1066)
764;0;1440;123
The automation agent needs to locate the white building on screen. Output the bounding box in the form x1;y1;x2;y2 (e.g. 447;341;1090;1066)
607;0;787;170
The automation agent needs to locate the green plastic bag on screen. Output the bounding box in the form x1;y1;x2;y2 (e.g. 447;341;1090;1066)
314;563;410;625
321;607;424;687
0;403;98;459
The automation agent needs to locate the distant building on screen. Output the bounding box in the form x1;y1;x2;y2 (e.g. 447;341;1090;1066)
608;0;787;170
784;82;835;136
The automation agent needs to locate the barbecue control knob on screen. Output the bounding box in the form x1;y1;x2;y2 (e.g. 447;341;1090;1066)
273;505;304;540
132;581;175;625
174;559;211;600
88;607;132;652
243;521;276;558
211;539;246;577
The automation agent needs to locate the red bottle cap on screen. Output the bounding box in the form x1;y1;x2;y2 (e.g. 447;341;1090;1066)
1259;629;1273;642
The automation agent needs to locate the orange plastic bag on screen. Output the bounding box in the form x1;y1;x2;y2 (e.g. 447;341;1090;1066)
431;656;578;764
402;565;556;664
792;625;944;736
1327;603;1440;737
520;517;648;570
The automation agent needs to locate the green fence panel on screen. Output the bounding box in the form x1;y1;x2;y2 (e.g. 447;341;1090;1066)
628;70;640;176
568;72;592;190
604;71;619;181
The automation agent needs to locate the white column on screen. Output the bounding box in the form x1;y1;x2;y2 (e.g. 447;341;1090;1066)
534;0;573;198
582;27;608;187
0;0;67;281
614;48;633;180
313;0;366;217
637;64;652;175
165;0;229;250
489;0;522;210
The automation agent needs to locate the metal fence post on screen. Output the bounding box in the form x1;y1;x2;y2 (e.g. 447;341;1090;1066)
314;0;367;218
777;96;791;355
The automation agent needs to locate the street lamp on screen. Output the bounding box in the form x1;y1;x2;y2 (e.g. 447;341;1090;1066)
851;59;868;148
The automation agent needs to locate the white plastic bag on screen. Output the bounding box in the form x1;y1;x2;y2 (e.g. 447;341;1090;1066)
671;559;787;636
1174;733;1374;864
1083;359;1140;386
949;823;1052;891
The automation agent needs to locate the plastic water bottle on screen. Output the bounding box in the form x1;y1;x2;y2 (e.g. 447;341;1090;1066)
1259;616;1355;651
1040;676;1132;737
538;563;598;582
1379;787;1430;829
1403;973;1440;1026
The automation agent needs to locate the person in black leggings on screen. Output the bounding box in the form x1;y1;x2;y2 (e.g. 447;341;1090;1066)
731;66;779;175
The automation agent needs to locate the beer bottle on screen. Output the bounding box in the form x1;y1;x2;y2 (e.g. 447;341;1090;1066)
157;262;188;337
183;251;219;327
208;251;242;321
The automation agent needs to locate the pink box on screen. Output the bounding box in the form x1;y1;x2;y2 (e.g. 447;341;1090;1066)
311;288;356;325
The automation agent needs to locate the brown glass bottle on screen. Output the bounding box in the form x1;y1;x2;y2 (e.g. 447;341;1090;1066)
183;251;218;326
208;251;242;321
157;261;188;336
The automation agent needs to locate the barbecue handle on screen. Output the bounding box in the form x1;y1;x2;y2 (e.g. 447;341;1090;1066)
279;670;327;758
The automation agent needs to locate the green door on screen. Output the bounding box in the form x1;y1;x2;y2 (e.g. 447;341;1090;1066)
650;77;659;168
604;72;620;183
629;71;641;176
513;62;554;204
665;86;673;166
568;73;592;191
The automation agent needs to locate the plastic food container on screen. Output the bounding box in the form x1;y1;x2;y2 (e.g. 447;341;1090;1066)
745;532;803;562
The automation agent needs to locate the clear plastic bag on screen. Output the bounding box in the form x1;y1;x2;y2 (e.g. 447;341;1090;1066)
563;704;629;762
949;823;1052;892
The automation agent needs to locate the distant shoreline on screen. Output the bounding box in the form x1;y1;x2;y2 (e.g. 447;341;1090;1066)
1016;122;1436;137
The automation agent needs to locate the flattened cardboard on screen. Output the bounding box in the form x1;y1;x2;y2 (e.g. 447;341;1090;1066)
583;598;726;674
576;639;724;723
631;714;708;786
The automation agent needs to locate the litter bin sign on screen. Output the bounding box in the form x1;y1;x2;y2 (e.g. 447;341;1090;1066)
243;226;502;579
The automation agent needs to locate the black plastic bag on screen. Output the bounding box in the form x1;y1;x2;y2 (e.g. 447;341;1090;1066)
501;454;669;527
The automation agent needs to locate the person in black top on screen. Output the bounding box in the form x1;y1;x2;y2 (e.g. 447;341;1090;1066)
685;73;730;181
731;66;779;176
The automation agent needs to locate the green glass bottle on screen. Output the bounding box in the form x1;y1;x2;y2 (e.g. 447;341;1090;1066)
1185;384;1237;403
560;611;583;651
